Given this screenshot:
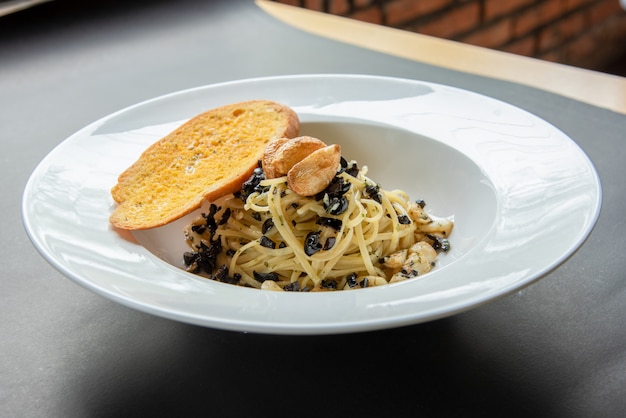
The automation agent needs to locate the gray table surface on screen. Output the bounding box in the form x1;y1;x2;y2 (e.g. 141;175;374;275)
3;1;625;417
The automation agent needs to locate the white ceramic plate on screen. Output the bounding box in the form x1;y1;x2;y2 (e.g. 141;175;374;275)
22;75;601;335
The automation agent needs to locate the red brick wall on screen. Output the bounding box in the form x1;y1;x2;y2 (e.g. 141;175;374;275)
272;0;626;72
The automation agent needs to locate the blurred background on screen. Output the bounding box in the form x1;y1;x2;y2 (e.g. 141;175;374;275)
271;0;626;76
2;0;625;75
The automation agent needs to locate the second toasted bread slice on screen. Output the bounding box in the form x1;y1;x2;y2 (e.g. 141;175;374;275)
110;100;299;230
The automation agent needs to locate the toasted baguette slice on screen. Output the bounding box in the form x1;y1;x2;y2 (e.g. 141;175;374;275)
110;100;299;230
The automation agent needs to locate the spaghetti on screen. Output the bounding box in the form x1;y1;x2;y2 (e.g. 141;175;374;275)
183;158;452;291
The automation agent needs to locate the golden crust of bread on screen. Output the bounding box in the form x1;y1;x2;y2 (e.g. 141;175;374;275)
109;100;300;230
